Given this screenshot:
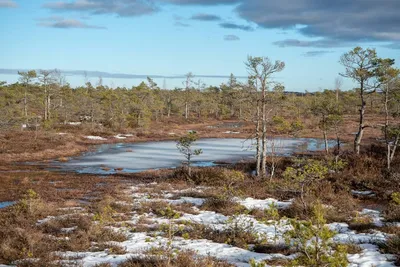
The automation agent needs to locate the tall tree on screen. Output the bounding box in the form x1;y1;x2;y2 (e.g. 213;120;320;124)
38;70;55;121
18;70;37;123
334;77;343;104
376;58;399;170
245;56;285;177
183;72;194;120
310;90;342;154
340;47;379;154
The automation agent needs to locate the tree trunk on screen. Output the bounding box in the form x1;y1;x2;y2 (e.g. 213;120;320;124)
323;130;329;154
354;85;365;155
44;87;48;121
270;139;276;180
335;126;341;167
390;135;399;164
187;154;191;178
384;87;391;170
47;94;51;120
255;100;261;177
261;88;267;177
185;102;188;119
24;88;27;122
167;98;171;117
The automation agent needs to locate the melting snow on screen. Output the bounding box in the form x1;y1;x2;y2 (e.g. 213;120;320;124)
360;209;385;227
85;136;107;141
114;134;127;139
30;184;398;267
236;197;293;210
348;244;396;267
352;190;376;197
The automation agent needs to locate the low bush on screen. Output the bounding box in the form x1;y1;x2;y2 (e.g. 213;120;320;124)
200;197;246;216
119;250;233;267
378;233;400;265
384;192;400;222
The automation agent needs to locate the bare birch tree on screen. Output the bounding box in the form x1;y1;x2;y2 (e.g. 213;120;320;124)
38;70;55;121
245;56;285;177
18;70;37;124
183;72;194;120
376;58;400;170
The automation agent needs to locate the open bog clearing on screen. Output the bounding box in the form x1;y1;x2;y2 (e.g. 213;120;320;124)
56;138;333;174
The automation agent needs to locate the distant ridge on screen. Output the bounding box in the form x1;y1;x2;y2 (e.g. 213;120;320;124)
0;69;247;80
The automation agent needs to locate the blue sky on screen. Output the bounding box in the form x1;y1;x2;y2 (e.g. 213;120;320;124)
1;0;400;91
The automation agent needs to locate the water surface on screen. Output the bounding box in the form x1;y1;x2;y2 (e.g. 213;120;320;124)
0;201;16;209
56;138;332;174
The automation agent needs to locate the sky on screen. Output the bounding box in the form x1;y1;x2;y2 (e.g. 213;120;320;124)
1;0;400;91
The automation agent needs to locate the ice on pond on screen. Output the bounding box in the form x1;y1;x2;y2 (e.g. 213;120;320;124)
0;201;16;209
58;138;334;174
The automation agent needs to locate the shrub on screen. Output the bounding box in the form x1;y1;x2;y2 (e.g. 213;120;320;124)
14;189;47;218
272;116;290;134
222;214;260;249
261;203;285;244
118;250;233;267
187;168;245;190
92;196;118;224
348;214;376;232
290;119;304;136
384;192;400;222
201;197;246;216
283;159;329;214
284;202;348;266
378;233;400;265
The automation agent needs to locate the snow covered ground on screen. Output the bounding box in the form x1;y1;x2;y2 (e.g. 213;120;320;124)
47;183;397;267
85;136;107;141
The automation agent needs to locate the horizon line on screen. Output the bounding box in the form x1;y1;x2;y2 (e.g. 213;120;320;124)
0;68;249;80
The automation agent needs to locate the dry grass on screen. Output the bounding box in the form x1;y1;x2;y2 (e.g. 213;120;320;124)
378;233;400;265
172;221;260;250
0;168;134;265
252;244;292;255
200;197;246;216
384;204;400;222
118;250;233;267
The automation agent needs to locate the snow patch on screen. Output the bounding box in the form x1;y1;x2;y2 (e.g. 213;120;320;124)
223;131;240;134
85;136;107;141
348;244;396;267
68;122;81;125
360;209;385;227
351;190;376;197
167;197;206;207
236;197;293;210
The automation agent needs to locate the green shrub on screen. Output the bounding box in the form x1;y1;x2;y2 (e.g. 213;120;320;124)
283;159;329;214
272;116;290;134
284;202;348;267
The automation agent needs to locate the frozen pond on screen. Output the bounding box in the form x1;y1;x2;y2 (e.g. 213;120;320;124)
56;138;333;174
0;201;16;209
